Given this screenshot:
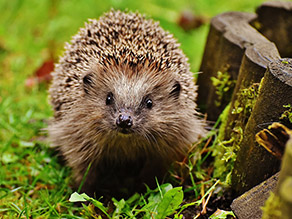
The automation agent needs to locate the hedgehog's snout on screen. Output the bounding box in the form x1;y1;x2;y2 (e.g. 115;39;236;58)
116;114;133;128
116;109;133;134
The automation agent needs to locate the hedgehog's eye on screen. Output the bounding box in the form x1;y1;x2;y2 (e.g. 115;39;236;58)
170;81;181;98
83;74;93;94
106;92;114;105
145;98;153;109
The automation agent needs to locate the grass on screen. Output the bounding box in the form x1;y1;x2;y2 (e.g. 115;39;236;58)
0;0;265;218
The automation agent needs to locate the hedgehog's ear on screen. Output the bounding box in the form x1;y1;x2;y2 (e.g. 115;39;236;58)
82;73;94;94
170;81;181;98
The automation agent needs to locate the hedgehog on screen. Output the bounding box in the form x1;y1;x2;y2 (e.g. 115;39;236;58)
48;10;205;197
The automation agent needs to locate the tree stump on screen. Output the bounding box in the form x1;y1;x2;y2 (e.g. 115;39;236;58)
197;11;274;121
223;42;280;142
254;1;292;58
231;172;279;219
232;58;292;195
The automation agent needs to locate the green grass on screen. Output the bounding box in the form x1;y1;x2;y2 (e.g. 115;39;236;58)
0;0;265;218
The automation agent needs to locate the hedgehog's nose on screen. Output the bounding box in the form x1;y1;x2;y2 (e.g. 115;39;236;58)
116;113;133;129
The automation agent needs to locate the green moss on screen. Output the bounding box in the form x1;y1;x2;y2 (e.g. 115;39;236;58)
212;83;260;184
211;71;236;107
232;83;260;117
212;103;238;184
212;127;243;184
217;103;231;140
280;104;292;124
262;192;282;219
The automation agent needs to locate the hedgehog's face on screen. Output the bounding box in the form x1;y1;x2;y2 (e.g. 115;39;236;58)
81;67;183;141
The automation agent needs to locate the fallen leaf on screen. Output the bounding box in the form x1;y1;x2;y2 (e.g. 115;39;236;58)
256;122;292;159
177;10;207;31
25;59;54;87
69;192;87;202
209;208;235;218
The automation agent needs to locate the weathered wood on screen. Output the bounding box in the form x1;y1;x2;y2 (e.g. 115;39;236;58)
231;172;279;219
254;1;292;58
224;42;280;141
232;58;292;196
197;12;274;121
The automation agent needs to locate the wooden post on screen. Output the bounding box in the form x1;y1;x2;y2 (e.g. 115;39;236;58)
254;1;292;57
197;12;273;121
231;172;279;219
232;58;292;196
223;42;280;141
